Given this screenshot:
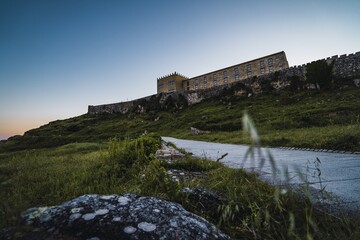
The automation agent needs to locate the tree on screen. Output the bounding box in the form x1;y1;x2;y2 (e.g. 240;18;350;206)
305;60;333;90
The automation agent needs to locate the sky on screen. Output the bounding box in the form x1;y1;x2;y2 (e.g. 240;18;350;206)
0;0;359;140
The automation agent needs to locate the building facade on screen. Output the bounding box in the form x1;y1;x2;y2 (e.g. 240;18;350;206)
157;51;289;93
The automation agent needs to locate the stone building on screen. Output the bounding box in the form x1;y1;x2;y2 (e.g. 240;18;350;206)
157;72;189;93
157;51;289;93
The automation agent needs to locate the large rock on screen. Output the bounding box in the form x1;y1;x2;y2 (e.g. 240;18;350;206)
18;194;230;239
184;187;228;219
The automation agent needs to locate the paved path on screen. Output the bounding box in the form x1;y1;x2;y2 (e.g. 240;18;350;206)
162;137;360;213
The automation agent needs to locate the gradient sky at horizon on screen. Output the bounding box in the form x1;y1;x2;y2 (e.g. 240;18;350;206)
1;0;360;140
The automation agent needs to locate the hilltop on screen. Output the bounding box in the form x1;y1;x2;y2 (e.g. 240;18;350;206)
1;86;360;153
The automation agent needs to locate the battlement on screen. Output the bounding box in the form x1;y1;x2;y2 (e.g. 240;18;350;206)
157;72;189;81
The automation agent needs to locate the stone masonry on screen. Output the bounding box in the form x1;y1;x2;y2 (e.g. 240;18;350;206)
88;51;360;115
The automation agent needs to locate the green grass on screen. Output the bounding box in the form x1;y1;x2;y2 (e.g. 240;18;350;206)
1;136;359;239
1;88;359;153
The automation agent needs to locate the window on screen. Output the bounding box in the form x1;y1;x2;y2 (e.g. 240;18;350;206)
247;71;252;77
213;73;217;80
204;76;207;83
223;71;227;79
168;80;175;85
247;64;251;71
158;83;164;89
235;74;240;80
269;66;274;72
268;58;273;65
234;67;239;74
260;68;265;74
213;79;217;86
186;81;190;86
260;60;265;68
195;85;198;90
168;88;175;92
195;79;199;85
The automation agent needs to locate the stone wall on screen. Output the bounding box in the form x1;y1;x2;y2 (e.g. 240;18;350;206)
88;51;360;114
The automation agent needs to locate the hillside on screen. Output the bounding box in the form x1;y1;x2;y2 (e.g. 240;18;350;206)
1;87;360;153
1;87;360;239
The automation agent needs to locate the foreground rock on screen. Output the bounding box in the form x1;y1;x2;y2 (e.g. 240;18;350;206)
17;194;229;239
184;187;228;219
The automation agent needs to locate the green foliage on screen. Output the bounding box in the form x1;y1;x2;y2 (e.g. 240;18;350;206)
161;156;223;172
306;60;333;90
1;133;360;239
1;88;360;153
139;159;179;199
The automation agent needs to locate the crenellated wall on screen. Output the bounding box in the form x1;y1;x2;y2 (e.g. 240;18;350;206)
88;51;360;114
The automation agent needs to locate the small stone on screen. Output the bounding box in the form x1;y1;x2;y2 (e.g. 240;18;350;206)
112;217;121;222
138;222;156;232
124;226;137;234
153;209;160;213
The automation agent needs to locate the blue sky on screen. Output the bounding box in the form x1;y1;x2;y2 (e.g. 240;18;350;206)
0;0;359;140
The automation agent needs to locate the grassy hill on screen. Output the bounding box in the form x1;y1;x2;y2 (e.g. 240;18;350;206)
1;87;360;239
1;87;360;153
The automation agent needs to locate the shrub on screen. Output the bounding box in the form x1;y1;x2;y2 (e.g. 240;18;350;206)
306;60;333;90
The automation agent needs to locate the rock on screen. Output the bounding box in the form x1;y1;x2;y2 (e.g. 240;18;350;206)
190;127;210;135
184;187;228;219
155;143;185;162
17;194;230;239
167;169;206;182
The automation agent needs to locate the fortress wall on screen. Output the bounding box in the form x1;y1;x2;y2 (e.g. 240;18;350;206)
88;51;360;114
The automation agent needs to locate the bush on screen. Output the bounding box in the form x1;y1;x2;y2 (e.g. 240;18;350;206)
306;60;333;90
106;135;161;168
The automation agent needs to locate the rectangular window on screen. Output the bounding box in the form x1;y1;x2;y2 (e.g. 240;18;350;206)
234;67;239;75
268;58;273;65
158;83;164;88
247;64;251;71
195;79;199;85
168;80;175;85
235;74;240;80
213;79;217;86
260;68;265;74
204;76;207;83
187;87;190;91
247;71;252;77
260;60;265;68
223;71;227;79
186;81;189;86
269;66;274;72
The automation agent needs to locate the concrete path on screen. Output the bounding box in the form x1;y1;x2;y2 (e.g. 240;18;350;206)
162;137;360;213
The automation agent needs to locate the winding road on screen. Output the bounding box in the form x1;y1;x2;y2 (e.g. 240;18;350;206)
162;137;360;213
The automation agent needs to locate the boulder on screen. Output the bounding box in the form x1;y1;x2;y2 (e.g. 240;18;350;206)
184;187;228;219
18;194;230;239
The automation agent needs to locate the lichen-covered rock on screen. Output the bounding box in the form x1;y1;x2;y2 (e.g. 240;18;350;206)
18;194;230;239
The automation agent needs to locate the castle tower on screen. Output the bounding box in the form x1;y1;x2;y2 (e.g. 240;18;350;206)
157;72;188;93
